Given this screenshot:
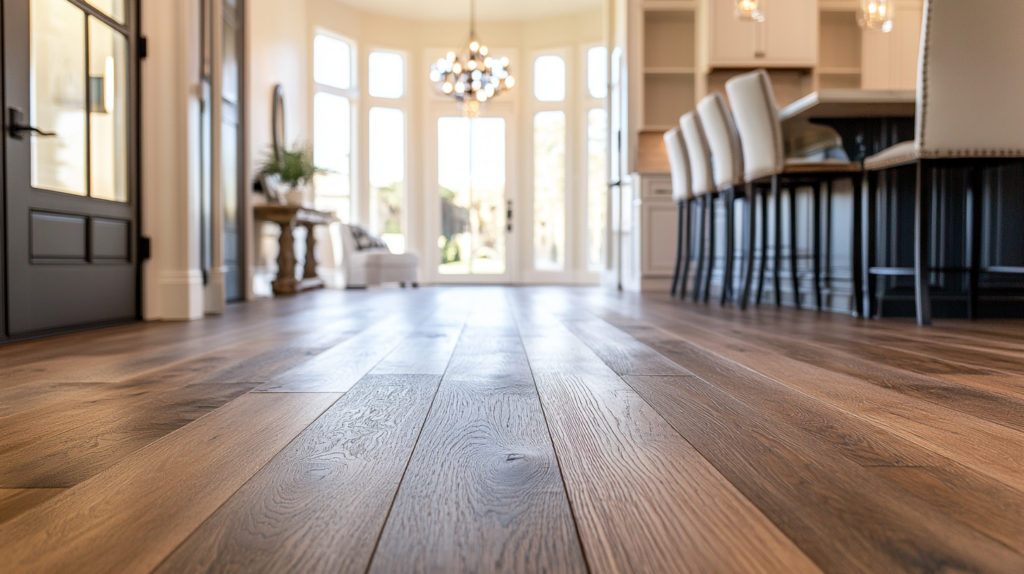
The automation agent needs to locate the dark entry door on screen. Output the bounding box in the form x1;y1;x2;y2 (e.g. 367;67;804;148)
3;0;137;336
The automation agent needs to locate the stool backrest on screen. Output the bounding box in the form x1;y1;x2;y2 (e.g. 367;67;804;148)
663;127;693;203
917;0;1024;156
725;69;784;181
679;112;716;196
697;92;745;190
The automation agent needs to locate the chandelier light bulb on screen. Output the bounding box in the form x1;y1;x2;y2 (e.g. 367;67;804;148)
443;82;454;94
430;70;441;82
468;59;477;70
452;62;462;74
501;57;510;67
472;70;482;80
734;0;764;22
470;41;480;53
505;75;515;88
455;81;465;93
472;80;482;91
859;0;894;32
479;45;489;56
485;84;495;97
476;90;487;102
447;51;456;61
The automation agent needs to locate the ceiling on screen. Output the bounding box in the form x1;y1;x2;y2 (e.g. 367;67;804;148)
333;0;603;21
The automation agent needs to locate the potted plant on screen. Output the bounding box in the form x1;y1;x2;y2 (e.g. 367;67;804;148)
257;144;323;207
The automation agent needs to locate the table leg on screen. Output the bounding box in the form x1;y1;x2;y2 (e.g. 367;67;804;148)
303;222;318;279
272;221;298;295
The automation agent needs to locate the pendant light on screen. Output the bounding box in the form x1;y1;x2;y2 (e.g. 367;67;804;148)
735;0;764;22
859;0;894;32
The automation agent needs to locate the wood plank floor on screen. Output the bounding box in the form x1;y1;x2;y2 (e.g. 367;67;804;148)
1;286;1023;574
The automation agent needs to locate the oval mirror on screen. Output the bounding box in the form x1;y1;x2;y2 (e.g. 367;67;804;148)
271;84;285;163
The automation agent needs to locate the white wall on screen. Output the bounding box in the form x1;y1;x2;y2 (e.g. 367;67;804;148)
141;0;204;320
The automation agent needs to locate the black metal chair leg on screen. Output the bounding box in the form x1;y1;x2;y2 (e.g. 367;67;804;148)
915;160;933;326
865;171;877;319
691;196;706;302
756;186;768;306
852;171;865;318
740;183;756;309
825;178;833;299
679;200;693;299
813;181;822;311
788;185;802;310
772;176;783;306
671;201;684;297
969;167;983;319
721;188;735;306
702;193;717;303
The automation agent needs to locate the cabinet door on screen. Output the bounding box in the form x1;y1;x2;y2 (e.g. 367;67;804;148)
763;0;818;66
861;3;922;89
708;0;759;66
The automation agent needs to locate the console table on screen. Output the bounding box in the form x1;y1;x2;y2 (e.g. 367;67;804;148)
254;205;336;295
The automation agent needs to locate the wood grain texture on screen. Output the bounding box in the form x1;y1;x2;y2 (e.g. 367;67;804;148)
369;303;587;574
517;314;822;574
623;374;1024;574
600;303;1024;493
0;383;256;487
0;392;339;574
0;490;65;526
153;375;442;574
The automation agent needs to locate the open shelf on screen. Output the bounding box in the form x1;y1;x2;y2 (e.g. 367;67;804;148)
644;10;695;70
644;73;696;127
645;67;696;75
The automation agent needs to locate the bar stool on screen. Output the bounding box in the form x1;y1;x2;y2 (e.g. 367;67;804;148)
863;0;1024;326
680;111;718;303
664;127;696;298
698;92;747;306
725;70;862;310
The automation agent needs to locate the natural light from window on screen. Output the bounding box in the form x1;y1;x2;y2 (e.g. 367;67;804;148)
369;107;405;253
533;110;566;271
534;56;566;102
368;51;404;99
313;34;351;90
312;92;351;220
587;46;607;99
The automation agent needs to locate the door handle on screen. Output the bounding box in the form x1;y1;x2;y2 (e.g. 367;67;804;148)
8;107;57;140
506;200;513;233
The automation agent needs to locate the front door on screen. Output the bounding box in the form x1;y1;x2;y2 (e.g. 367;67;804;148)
427;103;517;284
3;0;137;337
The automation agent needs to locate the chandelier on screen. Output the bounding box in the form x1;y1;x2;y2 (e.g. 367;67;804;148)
858;0;894;32
429;0;514;118
734;0;764;22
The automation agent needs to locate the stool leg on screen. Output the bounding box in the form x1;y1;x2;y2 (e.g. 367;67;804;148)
773;176;783;306
721;187;735;306
813;180;823;311
789;184;802;310
740;183;756;309
703;193;717;303
679;200;693;299
968;166;983;319
671;201;684;296
865;171;878;318
915;160;933;326
756;186;768;305
691;196;706;302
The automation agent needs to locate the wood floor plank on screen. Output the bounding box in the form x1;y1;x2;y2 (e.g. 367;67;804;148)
867;465;1024;554
258;312;437;393
0;392;339;574
369;323;465;375
153;375;442;574
516;311;822;574
598;304;1024;492
0;383;105;419
0;337;285;455
560;315;693;376
369;301;587;574
0;382;257;488
0;490;65;526
623;374;1024;574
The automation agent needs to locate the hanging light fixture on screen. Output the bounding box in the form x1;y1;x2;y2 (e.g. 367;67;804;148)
858;0;894;32
734;0;764;22
430;0;513;118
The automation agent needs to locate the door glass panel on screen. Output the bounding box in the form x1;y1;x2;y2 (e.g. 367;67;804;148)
587;108;608;270
369;107;406;253
438;117;505;275
86;0;125;23
89;17;128;202
221;17;239;104
534;111;566;271
313;92;351;221
31;0;87;196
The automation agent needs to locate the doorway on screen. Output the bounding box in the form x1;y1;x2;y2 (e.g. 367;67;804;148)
2;0;139;339
426;103;518;284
